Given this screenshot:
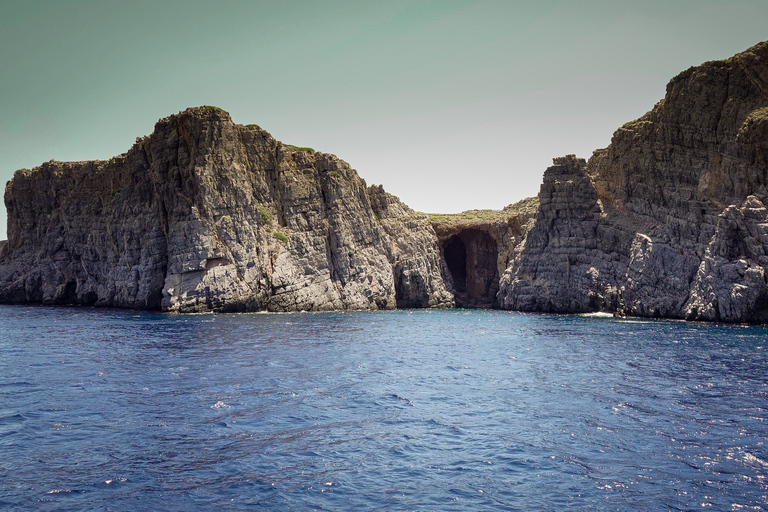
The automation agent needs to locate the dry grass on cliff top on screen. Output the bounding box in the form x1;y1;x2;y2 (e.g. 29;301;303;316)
423;196;538;223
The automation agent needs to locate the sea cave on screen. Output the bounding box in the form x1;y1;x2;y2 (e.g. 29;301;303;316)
442;229;500;308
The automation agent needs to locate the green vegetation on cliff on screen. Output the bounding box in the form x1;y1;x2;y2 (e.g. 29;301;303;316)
285;144;315;154
424;196;539;223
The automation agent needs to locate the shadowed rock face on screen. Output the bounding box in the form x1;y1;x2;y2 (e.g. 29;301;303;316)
429;199;539;310
444;235;468;291
0;107;453;312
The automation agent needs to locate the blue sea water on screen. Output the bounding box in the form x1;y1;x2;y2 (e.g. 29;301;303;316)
1;306;767;511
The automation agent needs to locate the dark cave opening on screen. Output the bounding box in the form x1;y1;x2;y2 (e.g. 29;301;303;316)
444;235;467;292
442;229;500;308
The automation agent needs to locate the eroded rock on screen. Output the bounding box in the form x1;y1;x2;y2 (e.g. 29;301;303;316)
430;198;537;308
498;41;768;322
0;107;451;312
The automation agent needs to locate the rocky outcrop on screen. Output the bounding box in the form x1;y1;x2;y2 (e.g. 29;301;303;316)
0;107;452;312
499;41;768;322
684;195;768;322
498;156;625;312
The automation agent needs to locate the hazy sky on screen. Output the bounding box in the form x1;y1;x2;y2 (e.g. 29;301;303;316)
1;1;767;240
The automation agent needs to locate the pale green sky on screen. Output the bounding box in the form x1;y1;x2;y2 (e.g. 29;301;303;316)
1;0;767;240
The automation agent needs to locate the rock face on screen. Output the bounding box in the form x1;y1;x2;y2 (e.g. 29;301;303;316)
367;185;454;308
0;107;452;312
684;196;768;322
498;155;622;313
499;41;768;322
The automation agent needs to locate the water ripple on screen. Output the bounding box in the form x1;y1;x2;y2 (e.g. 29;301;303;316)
1;306;768;510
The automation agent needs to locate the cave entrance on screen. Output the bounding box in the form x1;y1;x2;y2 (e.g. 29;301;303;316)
442;229;499;308
444;235;468;292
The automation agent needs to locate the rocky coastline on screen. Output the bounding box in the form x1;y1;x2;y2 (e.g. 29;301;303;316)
2;41;768;321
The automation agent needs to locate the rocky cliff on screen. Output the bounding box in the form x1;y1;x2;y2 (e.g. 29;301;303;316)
0;107;453;312
3;41;768;322
499;41;768;322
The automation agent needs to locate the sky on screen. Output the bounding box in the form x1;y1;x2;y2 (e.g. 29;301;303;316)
1;1;767;241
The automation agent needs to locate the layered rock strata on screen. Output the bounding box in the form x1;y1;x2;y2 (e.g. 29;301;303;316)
0;107;452;312
499;41;768;322
367;185;454;308
498;155;624;312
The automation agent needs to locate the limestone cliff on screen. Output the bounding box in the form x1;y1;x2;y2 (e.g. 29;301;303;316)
0;107;452;312
499;41;768;322
368;186;454;308
498;155;624;313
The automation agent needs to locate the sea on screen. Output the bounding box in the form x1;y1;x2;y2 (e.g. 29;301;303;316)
1;306;767;511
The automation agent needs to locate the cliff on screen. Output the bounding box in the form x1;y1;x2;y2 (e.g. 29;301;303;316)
0;107;453;312
3;41;768;322
499;41;768;322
